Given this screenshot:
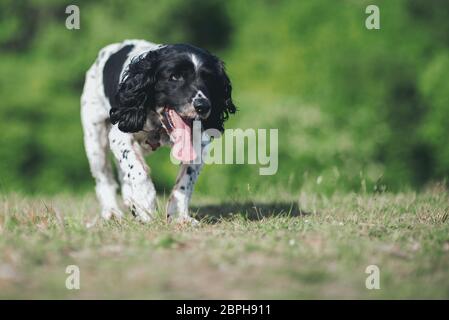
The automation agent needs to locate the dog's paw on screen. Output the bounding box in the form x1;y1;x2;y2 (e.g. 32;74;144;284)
135;212;152;223
170;215;200;227
130;205;153;224
101;208;124;220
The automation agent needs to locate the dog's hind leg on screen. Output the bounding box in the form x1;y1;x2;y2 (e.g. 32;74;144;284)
82;113;123;220
81;68;123;220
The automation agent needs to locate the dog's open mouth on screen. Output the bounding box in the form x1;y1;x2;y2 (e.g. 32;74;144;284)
160;107;197;163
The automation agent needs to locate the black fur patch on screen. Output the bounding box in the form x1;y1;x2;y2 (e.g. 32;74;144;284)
103;44;134;108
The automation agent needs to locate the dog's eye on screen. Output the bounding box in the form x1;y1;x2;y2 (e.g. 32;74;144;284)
169;74;183;81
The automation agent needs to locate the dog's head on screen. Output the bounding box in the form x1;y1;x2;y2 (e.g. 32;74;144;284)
110;44;236;134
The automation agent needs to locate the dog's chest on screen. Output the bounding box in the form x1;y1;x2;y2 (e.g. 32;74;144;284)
134;111;172;153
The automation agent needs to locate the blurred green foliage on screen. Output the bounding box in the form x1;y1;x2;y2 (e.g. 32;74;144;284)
0;0;448;196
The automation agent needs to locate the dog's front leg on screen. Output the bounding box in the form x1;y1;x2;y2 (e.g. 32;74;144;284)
167;163;204;224
109;126;155;223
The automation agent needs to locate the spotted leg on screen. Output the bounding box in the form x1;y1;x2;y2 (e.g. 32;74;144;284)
167;135;212;224
166;163;205;224
109;125;156;223
113;157;133;211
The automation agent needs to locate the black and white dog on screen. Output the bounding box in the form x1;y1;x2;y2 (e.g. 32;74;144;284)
81;39;236;223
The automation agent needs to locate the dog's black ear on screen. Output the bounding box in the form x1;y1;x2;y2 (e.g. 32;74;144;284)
204;59;237;132
221;62;237;122
110;51;159;133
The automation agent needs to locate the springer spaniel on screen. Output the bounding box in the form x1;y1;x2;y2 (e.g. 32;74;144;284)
81;39;236;223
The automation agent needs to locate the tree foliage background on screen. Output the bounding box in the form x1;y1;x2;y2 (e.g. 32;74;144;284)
0;0;448;197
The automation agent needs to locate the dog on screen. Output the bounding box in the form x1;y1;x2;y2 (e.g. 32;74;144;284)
81;39;236;223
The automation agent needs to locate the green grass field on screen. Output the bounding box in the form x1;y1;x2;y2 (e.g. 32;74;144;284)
0;186;448;299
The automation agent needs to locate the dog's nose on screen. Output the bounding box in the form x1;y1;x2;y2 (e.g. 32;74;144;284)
193;98;211;115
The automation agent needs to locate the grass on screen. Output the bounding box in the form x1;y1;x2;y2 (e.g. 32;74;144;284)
0;185;448;299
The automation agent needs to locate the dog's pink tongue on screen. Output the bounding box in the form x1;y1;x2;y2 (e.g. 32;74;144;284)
169;110;196;162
